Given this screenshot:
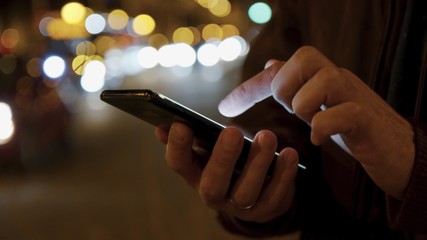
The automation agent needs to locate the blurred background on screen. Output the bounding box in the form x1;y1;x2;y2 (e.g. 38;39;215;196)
0;0;297;239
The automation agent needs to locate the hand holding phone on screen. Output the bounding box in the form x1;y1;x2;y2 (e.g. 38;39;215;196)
100;89;306;176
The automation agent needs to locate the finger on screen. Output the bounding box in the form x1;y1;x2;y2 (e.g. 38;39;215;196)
291;67;354;123
271;46;335;113
264;59;280;69
166;122;201;187
218;61;284;117
199;127;244;206
155;127;169;144
256;147;298;221
229;147;299;222
230;130;277;210
310;102;365;145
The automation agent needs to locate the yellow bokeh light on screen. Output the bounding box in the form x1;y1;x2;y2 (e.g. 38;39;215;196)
221;24;239;38
173;27;194;45
209;0;231;17
72;55;104;75
197;0;218;8
202;24;223;41
72;55;91;75
108;9;129;30
148;34;169;48
189;27;201;45
94;36;116;55
61;2;86;24
76;41;97;56
133;14;156;36
47;18;90;40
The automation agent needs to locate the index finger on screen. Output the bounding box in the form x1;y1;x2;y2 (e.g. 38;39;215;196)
218;62;284;117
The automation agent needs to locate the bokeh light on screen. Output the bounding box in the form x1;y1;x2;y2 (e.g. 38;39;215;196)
26;58;42;77
43;56;66;79
0;102;15;145
173;27;194;45
132;14;155;36
72;55;91;75
122;46;142;75
197;43;220;66
202;24;222;41
61;2;86;25
158;45;177;67
149;34;169;48
39;17;54;37
189;27;201;45
94;35;116;55
175;43;197;67
76;41;97;56
104;48;124;77
1;28;20;49
218;37;242;61
221;24;239;38
80;60;106;92
248;2;272;24
85;14;106;34
209;0;231;17
137;46;159;69
108;9;129;31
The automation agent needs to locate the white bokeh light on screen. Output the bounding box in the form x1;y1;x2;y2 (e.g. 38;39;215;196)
85;14;106;35
197;43;220;67
123;46;143;75
233;36;250;56
0;102;15;145
158;45;176;67
218;37;242;61
138;46;159;69
80;60;106;92
104;48;124;77
175;43;197;67
43;56;66;79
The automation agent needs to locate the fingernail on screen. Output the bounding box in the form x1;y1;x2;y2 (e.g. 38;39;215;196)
282;149;298;167
258;132;276;152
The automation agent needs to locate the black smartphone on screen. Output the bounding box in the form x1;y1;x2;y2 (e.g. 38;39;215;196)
100;89;306;175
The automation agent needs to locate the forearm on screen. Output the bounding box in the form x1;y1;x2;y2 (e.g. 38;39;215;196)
387;119;427;234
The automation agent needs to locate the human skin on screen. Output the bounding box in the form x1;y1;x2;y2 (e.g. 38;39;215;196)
156;46;415;223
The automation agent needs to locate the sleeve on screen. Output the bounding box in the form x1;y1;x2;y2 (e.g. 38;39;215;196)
387;119;427;234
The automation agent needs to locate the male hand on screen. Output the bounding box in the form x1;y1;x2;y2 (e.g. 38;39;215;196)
218;46;415;200
155;123;299;223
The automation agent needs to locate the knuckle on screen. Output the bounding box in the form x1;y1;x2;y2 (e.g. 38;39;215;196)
312;66;343;88
317;66;341;79
293;45;320;62
198;185;221;205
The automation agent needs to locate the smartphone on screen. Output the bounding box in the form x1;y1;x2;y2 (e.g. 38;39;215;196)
100;89;306;175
